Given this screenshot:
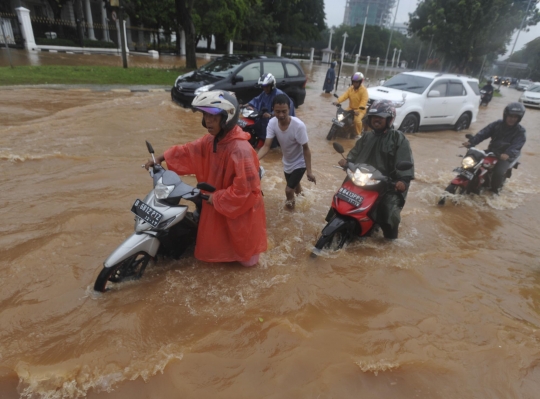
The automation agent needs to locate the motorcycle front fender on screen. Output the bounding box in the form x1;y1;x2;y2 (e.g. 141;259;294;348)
104;233;160;268
321;215;356;237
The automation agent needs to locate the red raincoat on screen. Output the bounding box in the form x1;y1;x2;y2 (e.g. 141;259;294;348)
164;126;267;263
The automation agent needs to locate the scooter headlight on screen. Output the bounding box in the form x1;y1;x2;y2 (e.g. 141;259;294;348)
461;156;476;169
337;114;345;121
347;168;379;186
155;183;174;199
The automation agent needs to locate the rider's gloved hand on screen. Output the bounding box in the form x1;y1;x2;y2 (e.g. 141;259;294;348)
500;153;509;161
462;141;472;148
338;159;347;168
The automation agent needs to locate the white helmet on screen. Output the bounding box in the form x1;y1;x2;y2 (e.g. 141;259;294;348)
258;73;276;90
191;90;239;132
351;72;364;84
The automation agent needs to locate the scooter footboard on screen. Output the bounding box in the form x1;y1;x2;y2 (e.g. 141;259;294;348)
104;233;160;268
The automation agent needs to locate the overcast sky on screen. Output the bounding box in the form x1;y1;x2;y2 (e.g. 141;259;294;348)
323;0;540;54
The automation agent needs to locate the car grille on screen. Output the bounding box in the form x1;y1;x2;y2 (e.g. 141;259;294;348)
176;84;195;93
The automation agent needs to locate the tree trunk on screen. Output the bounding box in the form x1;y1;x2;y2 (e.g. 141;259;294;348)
73;0;85;46
176;0;197;69
206;34;212;52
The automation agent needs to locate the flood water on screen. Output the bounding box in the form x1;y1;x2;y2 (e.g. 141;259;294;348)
1;62;540;399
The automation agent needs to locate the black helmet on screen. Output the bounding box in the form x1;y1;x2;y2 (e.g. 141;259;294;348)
503;102;525;123
367;100;396;129
192;90;240;132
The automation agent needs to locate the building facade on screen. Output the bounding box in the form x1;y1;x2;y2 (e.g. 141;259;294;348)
343;0;396;27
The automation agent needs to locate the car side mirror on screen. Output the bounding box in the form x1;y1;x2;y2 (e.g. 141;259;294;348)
233;75;244;84
428;90;441;97
333;142;345;154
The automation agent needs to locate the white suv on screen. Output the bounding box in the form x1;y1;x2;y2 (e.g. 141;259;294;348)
367;72;480;133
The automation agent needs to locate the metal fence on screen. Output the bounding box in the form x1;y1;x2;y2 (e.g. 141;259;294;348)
126;25;172;53
30;16;118;49
0;13;24;48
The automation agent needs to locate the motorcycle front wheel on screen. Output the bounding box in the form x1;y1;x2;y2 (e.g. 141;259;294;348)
438;183;465;205
314;223;350;252
94;252;151;292
326;125;338;141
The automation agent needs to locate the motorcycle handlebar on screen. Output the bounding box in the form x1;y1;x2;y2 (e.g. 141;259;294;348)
200;194;210;201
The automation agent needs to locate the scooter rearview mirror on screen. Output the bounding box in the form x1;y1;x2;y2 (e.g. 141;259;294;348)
333;142;345;154
333;93;339;98
145;141;155;154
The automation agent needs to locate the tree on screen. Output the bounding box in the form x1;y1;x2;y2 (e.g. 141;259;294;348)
408;0;540;73
176;0;197;68
508;37;540;80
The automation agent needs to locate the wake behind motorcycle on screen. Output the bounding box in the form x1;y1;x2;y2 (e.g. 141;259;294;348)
312;143;413;254
438;134;520;205
93;141;215;292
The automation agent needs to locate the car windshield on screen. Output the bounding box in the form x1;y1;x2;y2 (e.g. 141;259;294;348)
198;57;245;77
527;85;540;93
382;74;433;94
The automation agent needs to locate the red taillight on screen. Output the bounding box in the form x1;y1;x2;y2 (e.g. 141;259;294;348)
302;78;307;89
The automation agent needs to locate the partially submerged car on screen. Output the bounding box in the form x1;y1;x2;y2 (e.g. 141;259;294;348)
171;54;307;108
367;72;480;133
519;84;540;109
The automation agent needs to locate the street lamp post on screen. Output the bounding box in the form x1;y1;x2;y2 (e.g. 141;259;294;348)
328;28;334;50
357;4;369;62
335;32;348;91
381;0;401;79
391;48;397;68
396;49;402;68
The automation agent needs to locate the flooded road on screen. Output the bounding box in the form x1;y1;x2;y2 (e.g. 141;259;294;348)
1;64;540;399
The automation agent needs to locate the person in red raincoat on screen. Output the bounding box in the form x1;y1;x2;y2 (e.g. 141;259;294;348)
145;91;267;266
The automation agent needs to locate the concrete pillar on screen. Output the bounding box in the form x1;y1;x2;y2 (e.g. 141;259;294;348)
276;43;282;57
84;0;96;40
180;29;186;56
396;49;402;69
391;48;397;68
115;19;129;53
228;40;233;55
101;2;110;41
354;54;359;70
15;7;36;50
375;57;380;78
309;47;314;61
365;56;370;75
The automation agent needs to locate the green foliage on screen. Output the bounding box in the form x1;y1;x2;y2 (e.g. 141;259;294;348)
408;0;540;73
509;37;540;80
83;39;117;48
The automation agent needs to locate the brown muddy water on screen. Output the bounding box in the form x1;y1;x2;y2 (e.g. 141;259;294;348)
1;63;540;399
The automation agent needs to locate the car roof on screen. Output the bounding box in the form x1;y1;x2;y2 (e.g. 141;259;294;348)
401;71;478;81
215;54;297;62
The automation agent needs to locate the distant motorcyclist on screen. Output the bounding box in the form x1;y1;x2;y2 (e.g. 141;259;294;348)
333;100;415;239
332;72;369;136
480;79;494;105
462;102;526;194
246;73;295;145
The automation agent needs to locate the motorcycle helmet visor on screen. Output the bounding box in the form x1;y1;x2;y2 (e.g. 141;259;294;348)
193;106;223;115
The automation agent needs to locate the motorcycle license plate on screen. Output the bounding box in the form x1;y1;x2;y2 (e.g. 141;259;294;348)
454;167;474;181
131;199;163;227
332;118;345;127
336;187;363;207
237;119;247;127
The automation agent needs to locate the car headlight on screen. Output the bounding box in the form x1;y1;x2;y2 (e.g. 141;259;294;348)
461;156;476;169
347;168;379;186
194;84;214;95
155;182;174;199
392;100;405;108
337;114;345;121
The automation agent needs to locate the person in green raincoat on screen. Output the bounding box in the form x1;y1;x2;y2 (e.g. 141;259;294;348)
334;100;415;239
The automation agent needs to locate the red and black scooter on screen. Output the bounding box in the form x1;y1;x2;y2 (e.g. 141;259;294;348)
312;142;413;254
237;106;265;149
437;134;520;205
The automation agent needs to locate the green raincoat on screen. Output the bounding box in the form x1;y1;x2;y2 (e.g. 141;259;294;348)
346;128;415;237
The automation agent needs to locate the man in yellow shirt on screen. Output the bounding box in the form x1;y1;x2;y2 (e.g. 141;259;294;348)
333;72;369;136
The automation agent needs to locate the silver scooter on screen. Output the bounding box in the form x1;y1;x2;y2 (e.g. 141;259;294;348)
93;141;215;292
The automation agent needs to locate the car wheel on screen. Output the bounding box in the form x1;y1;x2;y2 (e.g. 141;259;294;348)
454;113;470;131
399;114;419;133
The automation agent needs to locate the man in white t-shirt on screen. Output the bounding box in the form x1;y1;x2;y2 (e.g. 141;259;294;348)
258;94;316;210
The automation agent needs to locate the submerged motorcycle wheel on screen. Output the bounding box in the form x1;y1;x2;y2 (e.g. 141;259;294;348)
313;223;350;253
326;125;338;141
94;252;151;292
438;183;466;205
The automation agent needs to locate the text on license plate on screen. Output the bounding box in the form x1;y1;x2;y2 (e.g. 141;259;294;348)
131;199;163;227
454;167;474;180
336;187;363;207
332;118;344;127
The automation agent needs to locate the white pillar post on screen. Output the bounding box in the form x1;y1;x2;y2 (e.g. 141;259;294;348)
365;55;370;75
15;7;36;50
101;2;110;41
115;19;129;53
396;49;402;68
374;57;380;77
354;54;359;69
123;20;129;53
391;47;397;68
180;29;186;56
328;28;334;50
276;42;282;57
228;40;233;55
84;0;96;40
310;47;314;61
